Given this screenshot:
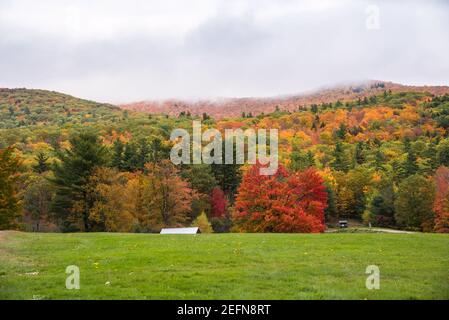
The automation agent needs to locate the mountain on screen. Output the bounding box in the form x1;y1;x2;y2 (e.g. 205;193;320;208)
0;88;121;129
119;81;449;118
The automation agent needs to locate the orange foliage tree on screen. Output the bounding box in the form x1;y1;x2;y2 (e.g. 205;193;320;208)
433;166;449;233
234;164;327;233
144;160;198;228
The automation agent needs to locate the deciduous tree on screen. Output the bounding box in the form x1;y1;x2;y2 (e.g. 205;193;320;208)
433;166;449;233
234;164;327;233
395;174;435;231
0;147;21;229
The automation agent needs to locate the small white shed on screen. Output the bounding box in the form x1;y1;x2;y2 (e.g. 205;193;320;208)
160;227;200;234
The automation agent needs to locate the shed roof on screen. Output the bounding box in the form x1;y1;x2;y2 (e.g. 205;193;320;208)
160;227;200;234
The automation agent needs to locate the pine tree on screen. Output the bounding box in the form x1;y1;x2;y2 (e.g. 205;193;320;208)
404;150;418;176
332;142;348;172
336;123;347;139
211;139;241;201
122;143;139;171
423;142;437;170
136;138;150;168
403;138;418;176
33;152;50;173
353;142;365;167
374;150;385;171
149;136;169;163
51;132;109;232
112;140;125;170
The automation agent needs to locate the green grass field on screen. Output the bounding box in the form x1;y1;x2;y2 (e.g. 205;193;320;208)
0;231;448;300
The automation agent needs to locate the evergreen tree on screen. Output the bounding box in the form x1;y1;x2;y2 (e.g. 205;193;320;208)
404;150;418;176
353;142;365;166
148;136;170;163
332;142;349;172
324;184;337;220
403;138;418;176
136;138;150;168
369;176;395;226
112;139;125;170
423;142;438;170
181;164;217;195
336;123;347;139
211;139;241;202
374;150;385;171
122;143;139;171
51;132;109;232
33;152;50;173
290;149;314;171
306;150;314;167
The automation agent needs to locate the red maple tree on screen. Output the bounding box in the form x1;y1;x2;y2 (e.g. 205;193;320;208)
210;187;227;218
234;163;327;233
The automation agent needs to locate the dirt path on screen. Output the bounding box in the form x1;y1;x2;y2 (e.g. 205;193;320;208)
326;227;416;234
369;228;415;234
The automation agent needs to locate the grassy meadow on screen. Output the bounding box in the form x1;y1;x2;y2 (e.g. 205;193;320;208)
0;231;448;300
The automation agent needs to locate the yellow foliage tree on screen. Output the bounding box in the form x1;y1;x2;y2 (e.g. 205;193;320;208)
191;211;213;233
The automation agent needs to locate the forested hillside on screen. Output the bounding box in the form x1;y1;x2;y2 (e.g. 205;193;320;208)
120;81;449;118
1;86;449;234
0;88;194;165
0;88;121;128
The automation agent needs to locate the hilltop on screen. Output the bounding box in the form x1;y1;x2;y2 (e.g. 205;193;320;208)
119;81;449;118
0;88;122;129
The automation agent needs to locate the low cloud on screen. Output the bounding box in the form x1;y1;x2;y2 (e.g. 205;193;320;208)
0;0;448;102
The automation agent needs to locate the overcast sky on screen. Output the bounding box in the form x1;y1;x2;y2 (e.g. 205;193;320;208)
0;0;448;103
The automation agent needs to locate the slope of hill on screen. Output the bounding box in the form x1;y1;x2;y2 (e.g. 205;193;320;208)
120;81;449;118
0;88;195;160
0;88;121;129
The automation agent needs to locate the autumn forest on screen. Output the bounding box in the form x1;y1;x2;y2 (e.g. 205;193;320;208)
1;82;449;234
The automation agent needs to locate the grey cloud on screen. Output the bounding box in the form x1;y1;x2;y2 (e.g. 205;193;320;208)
0;0;448;102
